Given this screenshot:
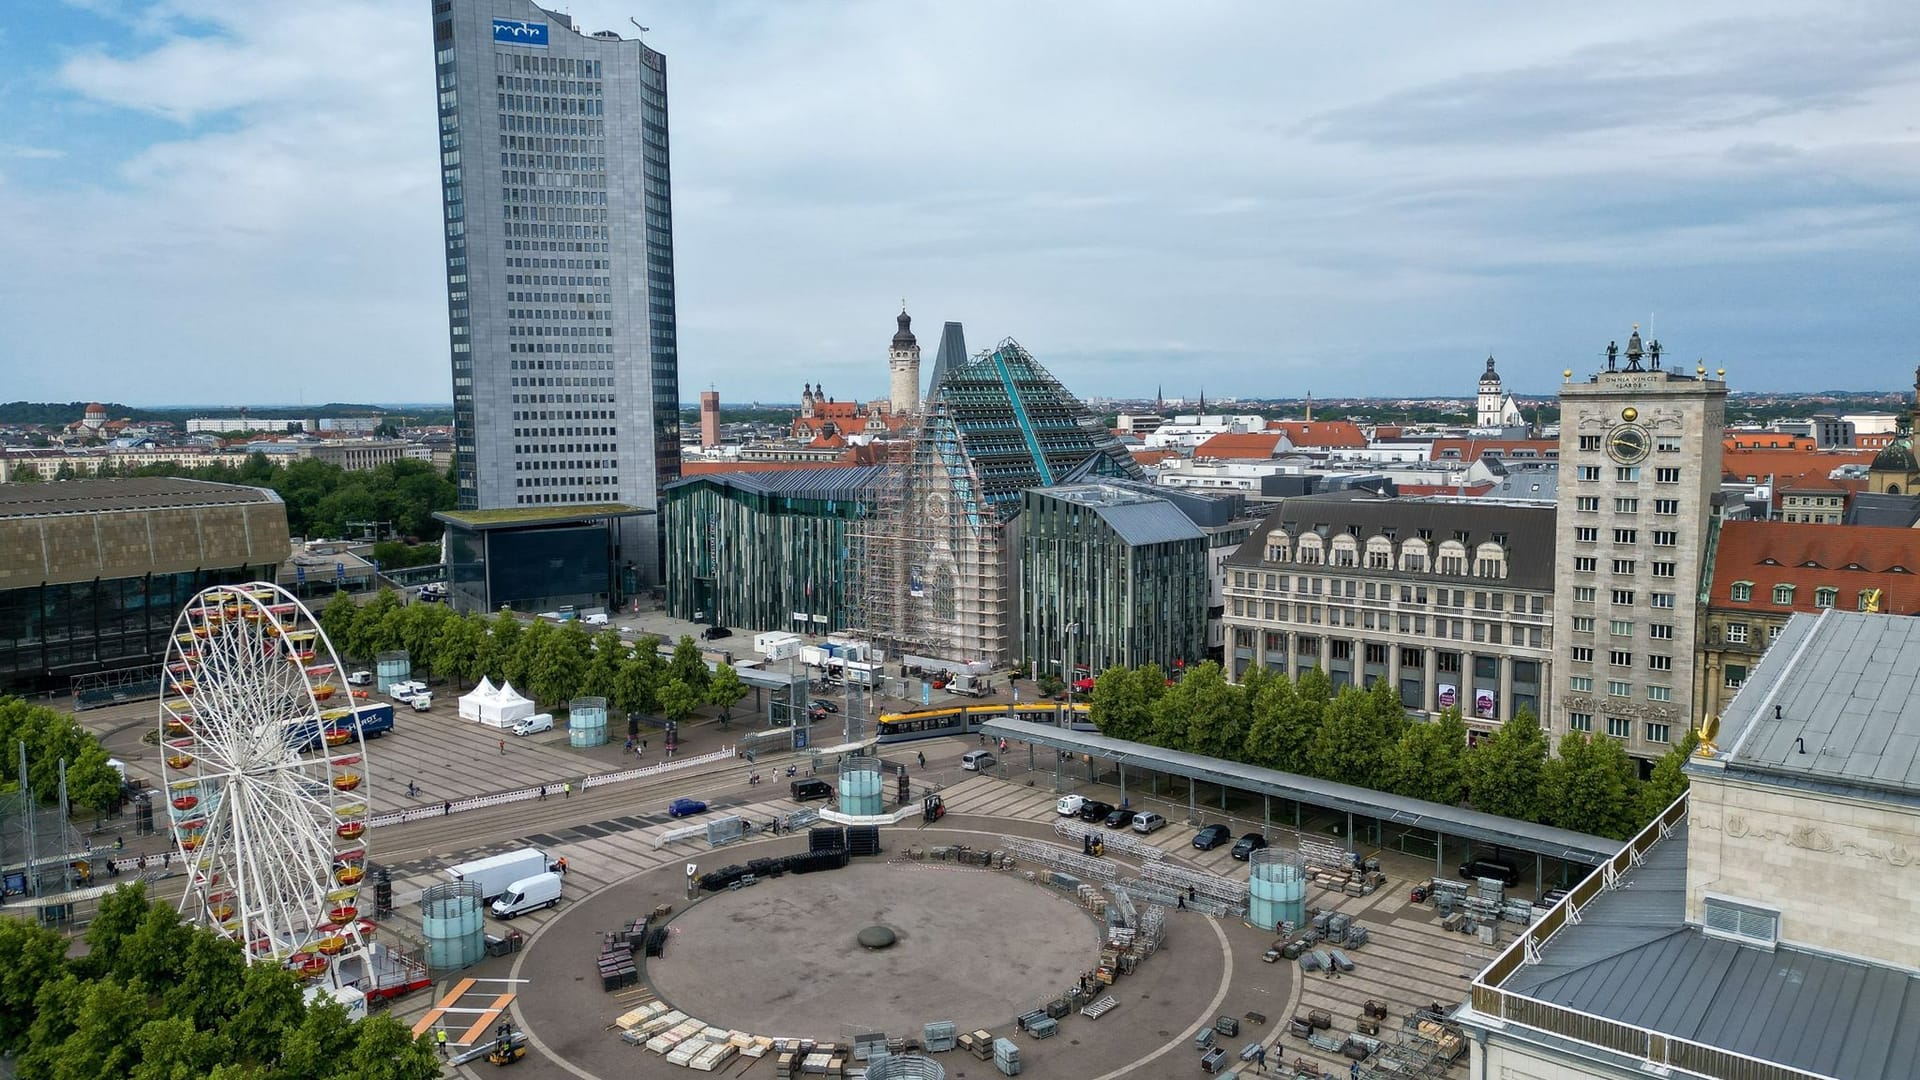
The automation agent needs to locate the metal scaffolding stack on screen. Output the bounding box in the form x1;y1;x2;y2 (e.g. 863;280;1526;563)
1002;837;1118;883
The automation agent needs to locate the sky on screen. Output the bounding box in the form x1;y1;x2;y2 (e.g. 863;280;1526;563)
1;1;1917;407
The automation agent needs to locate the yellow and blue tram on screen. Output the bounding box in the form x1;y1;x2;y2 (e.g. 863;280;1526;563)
873;703;1094;744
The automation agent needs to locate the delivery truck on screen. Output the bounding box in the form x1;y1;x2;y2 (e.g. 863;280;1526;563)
447;849;553;903
490;871;563;918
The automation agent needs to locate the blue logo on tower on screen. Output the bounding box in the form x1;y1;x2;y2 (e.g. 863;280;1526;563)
492;18;549;48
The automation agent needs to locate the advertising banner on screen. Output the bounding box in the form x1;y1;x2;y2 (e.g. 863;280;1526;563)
492;18;549;47
1437;683;1457;709
1474;688;1497;719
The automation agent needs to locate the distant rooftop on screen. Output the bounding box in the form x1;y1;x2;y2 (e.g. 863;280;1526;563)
435;503;643;531
1038;484;1206;547
1701;610;1920;803
0;476;280;518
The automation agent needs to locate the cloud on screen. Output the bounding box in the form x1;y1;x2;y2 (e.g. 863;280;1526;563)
1;0;1918;405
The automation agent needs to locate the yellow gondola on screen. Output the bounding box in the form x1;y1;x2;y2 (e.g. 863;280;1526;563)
331;773;362;792
166;753;194;770
335;865;365;886
315;935;348;955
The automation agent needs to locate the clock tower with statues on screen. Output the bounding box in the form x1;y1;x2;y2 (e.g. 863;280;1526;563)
1549;326;1728;767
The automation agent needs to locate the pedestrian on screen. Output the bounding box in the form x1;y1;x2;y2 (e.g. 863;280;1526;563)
83;837;91;854
1255;1044;1267;1068
407;780;418;798
557;857;567;874
539;785;547;801
1350;1062;1361;1080
1177;894;1185;910
436;1029;448;1057
498;738;506;755
563;782;571;797
978;732;986;745
114;835;124;851
641;738;648;753
916;750;926;768
443;801;452;816
1188;885;1197;903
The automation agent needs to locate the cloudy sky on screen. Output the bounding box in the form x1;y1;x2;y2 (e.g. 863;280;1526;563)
3;1;1918;407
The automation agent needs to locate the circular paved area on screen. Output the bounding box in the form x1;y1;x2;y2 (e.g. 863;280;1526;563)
647;860;1104;1036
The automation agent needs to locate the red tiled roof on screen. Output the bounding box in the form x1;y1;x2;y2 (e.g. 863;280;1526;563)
1194;432;1287;459
1722;448;1875;483
1725;433;1814;450
1262;421;1368;448
1711;520;1920;615
1427;438;1558;462
1130;449;1180;467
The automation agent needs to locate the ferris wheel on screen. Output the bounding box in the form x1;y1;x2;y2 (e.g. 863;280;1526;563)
157;581;373;977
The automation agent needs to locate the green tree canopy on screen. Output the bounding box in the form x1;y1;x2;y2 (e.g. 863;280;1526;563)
579;629;625;701
431;611;483;688
1383;707;1470;805
1636;728;1699;826
612;641;665;718
1305;685;1395;787
669;635;711;694
1089;664;1165;743
705;664;749;728
1543;731;1643;839
529;628;587;709
1151;661;1247;758
1463;706;1549;821
0;697;122;811
658;677;703;725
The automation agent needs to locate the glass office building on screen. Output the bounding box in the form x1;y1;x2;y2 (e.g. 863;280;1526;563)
432;1;679;578
435;505;647;615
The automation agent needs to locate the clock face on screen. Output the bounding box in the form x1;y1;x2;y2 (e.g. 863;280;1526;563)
1608;424;1650;464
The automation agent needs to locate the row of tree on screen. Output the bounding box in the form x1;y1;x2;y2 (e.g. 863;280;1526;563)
0;696;123;812
319;591;749;728
0;885;440;1079
1089;661;1692;840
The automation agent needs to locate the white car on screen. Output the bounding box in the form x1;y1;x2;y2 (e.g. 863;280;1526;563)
346;671;374;686
407;693;432;712
1056;795;1087;817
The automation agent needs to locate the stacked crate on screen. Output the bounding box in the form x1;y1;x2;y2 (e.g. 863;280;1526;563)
993;1037;1021;1076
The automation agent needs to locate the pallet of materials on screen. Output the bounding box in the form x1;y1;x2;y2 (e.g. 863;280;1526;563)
616;1002;666;1030
646;1019;703;1054
638;1009;687;1036
687;1042;737;1072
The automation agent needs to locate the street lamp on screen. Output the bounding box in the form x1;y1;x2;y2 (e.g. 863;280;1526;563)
1063;621;1081;721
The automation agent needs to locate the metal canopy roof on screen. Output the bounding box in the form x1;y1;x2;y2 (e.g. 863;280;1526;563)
979;717;1619;864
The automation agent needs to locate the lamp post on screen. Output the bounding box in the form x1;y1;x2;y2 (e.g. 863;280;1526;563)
1062;620;1081;722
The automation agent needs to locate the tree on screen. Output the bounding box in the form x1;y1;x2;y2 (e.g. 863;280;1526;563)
658;677;703;725
0;919;69;1047
318;592;361;660
1383;707;1469;805
668;635;710;694
397;603;449;674
1364;675;1411;746
430;612;481;689
480;609;522;682
579;629;624;701
1088;666;1155;742
0;697;121;810
612;646;664;719
1150;661;1247;758
1306;685;1395;786
1463;706;1549;822
705;664;748;729
1635;728;1699;827
504;618;552;689
346;589;401;660
529;629;586;710
1543;731;1642;839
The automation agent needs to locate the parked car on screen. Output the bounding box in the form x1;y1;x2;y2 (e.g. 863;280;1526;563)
1231;833;1268;861
667;797;709;818
1193;824;1232;850
1459;855;1520;887
1077;800;1113;823
1057;795;1088;817
702;625;732;640
1131;811;1167;835
790;778;833;802
960;750;996;771
812;700;839;713
1104;808;1137;829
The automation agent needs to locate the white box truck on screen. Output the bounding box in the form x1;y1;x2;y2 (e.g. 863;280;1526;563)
447;849;552;902
490;871;563;918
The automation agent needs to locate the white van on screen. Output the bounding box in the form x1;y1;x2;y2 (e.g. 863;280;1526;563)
961;750;996;771
511;713;554;736
490;871;562;918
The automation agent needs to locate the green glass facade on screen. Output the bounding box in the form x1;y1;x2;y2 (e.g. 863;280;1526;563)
662;467;882;634
1020;485;1209;677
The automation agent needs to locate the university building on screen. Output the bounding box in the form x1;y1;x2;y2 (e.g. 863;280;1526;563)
1220;493;1554;733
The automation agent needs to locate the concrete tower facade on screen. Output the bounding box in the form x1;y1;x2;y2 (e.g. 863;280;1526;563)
888;309;921;415
1477;357;1505;427
431;0;680;533
698;390;720;447
1550;327;1727;764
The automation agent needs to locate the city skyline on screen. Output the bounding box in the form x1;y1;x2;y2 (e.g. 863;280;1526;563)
2;2;1918;403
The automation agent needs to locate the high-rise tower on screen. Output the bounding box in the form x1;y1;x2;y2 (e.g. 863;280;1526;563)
1550;327;1726;764
1477;357;1504;427
431;1;679;550
888;308;921;415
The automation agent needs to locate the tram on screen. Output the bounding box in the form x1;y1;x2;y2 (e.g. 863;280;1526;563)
873;703;1094;744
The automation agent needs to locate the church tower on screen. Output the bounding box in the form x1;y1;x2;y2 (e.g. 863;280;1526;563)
889;308;921;415
1477;356;1505;427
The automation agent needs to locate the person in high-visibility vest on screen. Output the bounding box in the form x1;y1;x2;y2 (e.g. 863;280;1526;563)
436;1029;448;1056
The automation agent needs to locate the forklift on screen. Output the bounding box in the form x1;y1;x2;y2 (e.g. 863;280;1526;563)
486;1022;528;1066
922;793;945;823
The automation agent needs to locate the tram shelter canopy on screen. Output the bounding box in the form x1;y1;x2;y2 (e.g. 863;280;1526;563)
979;717;1619;865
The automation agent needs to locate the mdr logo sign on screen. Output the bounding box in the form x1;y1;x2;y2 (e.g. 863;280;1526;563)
492;18;549;48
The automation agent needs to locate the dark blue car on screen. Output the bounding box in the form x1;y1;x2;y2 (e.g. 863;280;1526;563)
668;797;708;818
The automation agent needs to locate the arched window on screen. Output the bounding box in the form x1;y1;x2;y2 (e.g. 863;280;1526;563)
1330;535;1360;568
1436;540;1468;576
1365;536;1394;569
1296;534;1325;565
1474;541;1507;579
1400;538;1430;572
1265;529;1291;563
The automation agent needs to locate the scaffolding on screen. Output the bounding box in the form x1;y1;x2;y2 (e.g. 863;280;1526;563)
852;339;1141;668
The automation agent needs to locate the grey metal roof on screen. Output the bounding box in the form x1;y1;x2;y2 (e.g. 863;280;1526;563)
1035;484;1207;547
978;718;1619;863
1505;821;1920;1080
666;466;886;504
1846;492;1920;528
1706;610;1920;801
1223;493;1558;590
0;476;280;518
